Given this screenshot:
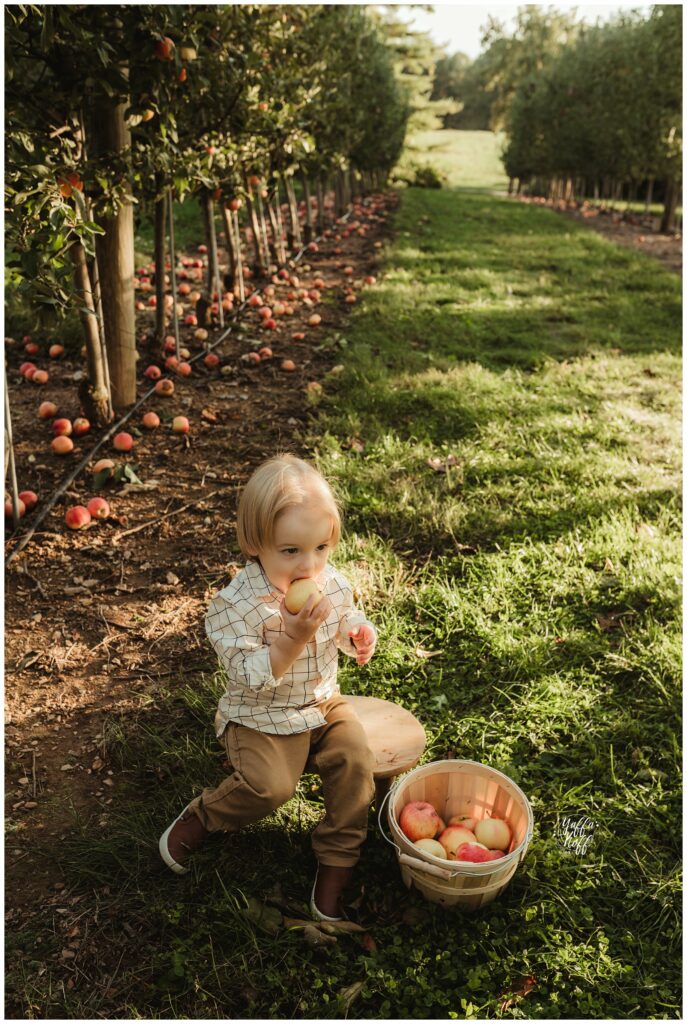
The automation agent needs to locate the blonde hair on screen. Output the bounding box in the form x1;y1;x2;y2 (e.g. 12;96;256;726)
236;453;342;559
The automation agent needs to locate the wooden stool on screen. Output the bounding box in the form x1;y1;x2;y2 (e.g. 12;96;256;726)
344;695;426;810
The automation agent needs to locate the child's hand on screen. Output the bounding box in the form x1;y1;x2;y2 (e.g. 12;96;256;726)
349;623;377;666
280;592;333;645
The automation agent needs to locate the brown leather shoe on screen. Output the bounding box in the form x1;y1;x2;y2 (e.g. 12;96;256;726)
159;805;210;874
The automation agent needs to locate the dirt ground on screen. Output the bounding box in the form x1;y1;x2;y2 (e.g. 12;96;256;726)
4;194;396;974
515;193;682;273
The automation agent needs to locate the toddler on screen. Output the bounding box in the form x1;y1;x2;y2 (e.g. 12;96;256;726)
159;453;378;921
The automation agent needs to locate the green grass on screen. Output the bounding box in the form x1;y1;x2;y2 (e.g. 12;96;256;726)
396;129;509;191
7;184;681;1018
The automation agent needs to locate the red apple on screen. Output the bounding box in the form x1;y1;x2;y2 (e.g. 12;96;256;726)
308;314;321;326
20;362;37;378
165;355;179;371
203;353;220;369
5;497;26;518
172;415;190;434
73;418;90;436
399;801;443;843
248;294;262;308
258;346;272;359
113;432;134;452
51;435;74;455
87;497;110;520
92;458;115;476
24;342;40;355
52;418;72;437
176;361;192;376
154;36;175;61
142;411;160;429
38;401;58;420
292;332;305;341
454;842;493;863
65;505;91;530
144;365;162;380
49;344;64;358
437;826;478;859
18;490;38;512
155;379;175;396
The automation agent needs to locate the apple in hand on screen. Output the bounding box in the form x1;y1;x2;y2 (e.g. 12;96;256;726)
284;578;321;614
399;801;443;843
474;816;512;851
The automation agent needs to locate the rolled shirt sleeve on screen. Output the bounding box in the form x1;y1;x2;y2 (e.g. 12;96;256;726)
205;592;284;691
334;583;377;658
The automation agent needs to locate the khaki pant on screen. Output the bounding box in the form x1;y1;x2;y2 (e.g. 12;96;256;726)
188;694;376;868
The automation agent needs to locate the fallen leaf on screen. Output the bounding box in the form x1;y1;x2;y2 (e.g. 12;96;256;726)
302;924;337;947
426;453;460;473
499;975;537;1014
338;981;365;1011
360;932;378;954
596;611;625;631
244;897;282;935
60;948;76;959
201;408;218;424
415;646;443;659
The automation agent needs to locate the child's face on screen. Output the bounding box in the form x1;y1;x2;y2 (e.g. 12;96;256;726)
253;502;334;594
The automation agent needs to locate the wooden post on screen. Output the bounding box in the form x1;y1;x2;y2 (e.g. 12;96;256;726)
255;188;273;268
273;181;288;262
92;85;136;410
222;204;237;292
88;247;114;423
265;193;283;264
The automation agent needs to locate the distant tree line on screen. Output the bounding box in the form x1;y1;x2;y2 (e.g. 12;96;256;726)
430;5;682;231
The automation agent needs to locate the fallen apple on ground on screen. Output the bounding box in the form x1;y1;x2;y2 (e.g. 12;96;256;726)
38;401;58;420
73;418;90;436
87;497;110;520
113;432;134;452
52;418;72;436
5;498;26;518
172;416;190;434
65;505;91;529
142;412;160;429
399;801;443;842
155;379;175;396
92;459;115;476
18;491;38;511
51;436;74;455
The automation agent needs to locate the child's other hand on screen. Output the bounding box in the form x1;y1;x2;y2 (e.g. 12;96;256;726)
349;623;377;666
280;592;333;645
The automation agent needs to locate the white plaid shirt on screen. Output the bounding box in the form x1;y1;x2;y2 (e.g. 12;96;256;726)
206;558;376;736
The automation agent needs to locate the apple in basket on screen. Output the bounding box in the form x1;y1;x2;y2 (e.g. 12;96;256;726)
413;838;447;860
474;816;512;852
455;842;503;864
448;814;477;831
437;825;478;859
399;801;443;842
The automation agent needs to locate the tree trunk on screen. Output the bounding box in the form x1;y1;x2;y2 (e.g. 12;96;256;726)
285;176;302;250
92;88;136;410
316;175;325;234
70;240;111;425
243;170;265;274
255;188;272;269
594;179;600;201
266;194;283;264
645;176;654;211
201;192;218;297
154;176;167;345
207;193;223;327
660;177;679;233
301;172;313;244
232;210;245;303
273;186;287;263
222;204;237;292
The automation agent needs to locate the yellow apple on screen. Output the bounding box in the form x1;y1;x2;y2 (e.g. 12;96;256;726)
284;578;321;614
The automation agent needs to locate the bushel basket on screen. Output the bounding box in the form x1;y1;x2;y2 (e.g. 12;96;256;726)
379;758;534;911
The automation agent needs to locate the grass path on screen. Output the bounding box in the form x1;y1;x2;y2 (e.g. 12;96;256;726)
13;186;680;1019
